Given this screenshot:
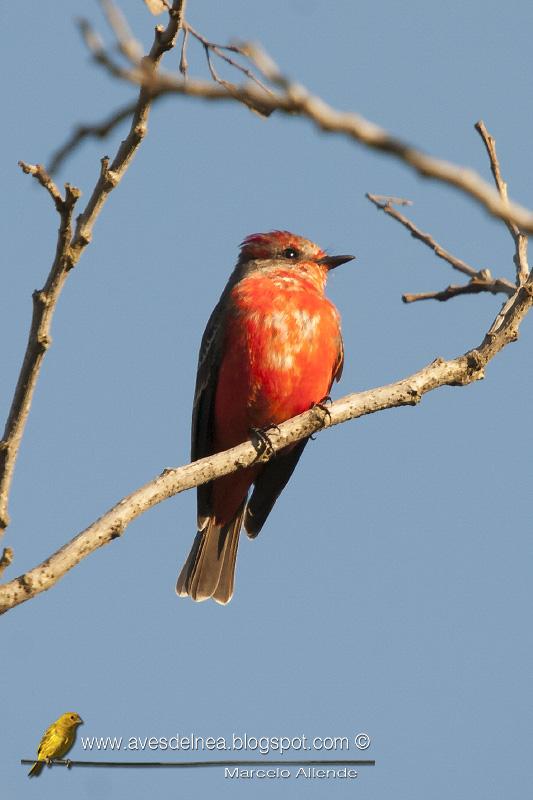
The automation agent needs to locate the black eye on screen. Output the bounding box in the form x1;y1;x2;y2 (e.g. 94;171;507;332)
282;247;299;259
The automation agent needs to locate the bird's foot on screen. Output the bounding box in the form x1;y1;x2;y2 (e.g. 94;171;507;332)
310;396;332;438
65;759;73;769
250;424;280;461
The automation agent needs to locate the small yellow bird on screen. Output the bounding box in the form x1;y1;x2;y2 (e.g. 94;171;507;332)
28;712;83;777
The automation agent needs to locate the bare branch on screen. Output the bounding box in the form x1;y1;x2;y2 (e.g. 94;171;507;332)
0;168;81;533
99;0;143;63
0;1;187;537
0;548;13;580
179;24;189;77
17;161;66;212
475;120;529;284
71;1;187;258
366;194;413;207
367;193;515;302
78;18;139;82
48;103;137;175
185;23;275;98
403;277;515;303
144;0;168;14
2;272;532;615
367;193;483;279
77;29;533;234
177;25;272;117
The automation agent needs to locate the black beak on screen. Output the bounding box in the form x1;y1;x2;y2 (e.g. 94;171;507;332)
316;254;355;269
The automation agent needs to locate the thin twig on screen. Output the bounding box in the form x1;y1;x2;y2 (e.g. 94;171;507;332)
185;23;274;97
17;162;65;212
200;40;271;117
78;19;138;83
475;120;529;284
367;193;515;302
179;25;189;76
367;194;413;207
240;41;288;88
2;271;533;614
78;34;533;233
0;1;187;538
367;193;483;279
403;278;515;303
204;44;231;91
144;0;168;14
48;102;137;175
0;547;13;579
99;0;143;64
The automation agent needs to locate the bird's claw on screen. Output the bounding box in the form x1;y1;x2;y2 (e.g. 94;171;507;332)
250;424;279;461
312;396;333;429
65;759;73;769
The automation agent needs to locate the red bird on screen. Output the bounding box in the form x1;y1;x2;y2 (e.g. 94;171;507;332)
176;231;354;604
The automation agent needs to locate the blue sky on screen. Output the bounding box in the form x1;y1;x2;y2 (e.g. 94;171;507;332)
1;1;532;798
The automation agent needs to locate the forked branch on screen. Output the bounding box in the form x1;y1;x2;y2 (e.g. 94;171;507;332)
475;121;529;284
366;192;516;303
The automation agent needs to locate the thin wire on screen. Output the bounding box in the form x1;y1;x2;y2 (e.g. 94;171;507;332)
21;757;375;769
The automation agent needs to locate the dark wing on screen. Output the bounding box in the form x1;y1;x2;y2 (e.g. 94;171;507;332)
191;291;231;526
244;438;308;538
332;330;344;385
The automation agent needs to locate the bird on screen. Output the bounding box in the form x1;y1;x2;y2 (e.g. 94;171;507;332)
176;230;354;604
28;712;83;777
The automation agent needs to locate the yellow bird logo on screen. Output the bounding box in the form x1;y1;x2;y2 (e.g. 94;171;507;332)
28;712;83;777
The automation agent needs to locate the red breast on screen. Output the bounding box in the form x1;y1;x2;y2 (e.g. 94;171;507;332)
215;265;342;447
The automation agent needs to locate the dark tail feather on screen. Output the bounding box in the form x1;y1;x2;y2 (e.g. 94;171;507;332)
28;762;43;778
176;504;245;604
244;439;308;538
212;514;242;604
